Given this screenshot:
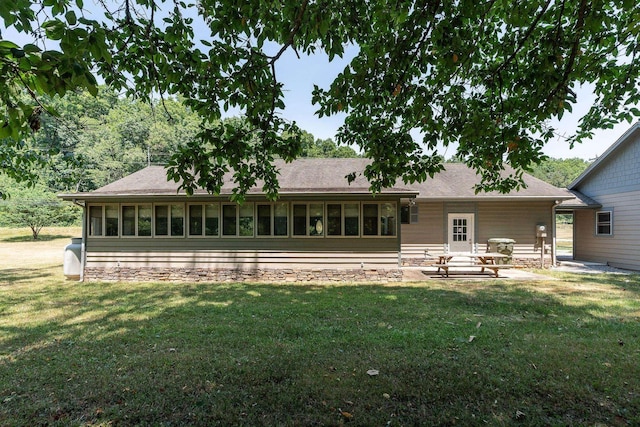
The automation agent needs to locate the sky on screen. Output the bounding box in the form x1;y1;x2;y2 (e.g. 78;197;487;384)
2;3;636;162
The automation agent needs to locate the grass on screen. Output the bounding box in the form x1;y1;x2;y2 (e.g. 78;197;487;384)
1;228;639;426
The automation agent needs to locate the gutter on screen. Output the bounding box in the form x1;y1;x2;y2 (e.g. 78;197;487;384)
72;199;86;282
551;199;562;267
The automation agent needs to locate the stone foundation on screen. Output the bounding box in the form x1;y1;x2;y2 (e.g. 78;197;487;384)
402;256;551;269
84;267;403;283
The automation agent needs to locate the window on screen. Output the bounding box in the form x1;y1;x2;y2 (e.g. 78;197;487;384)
222;204;237;236
138;205;152;236
363;204;379;236
257;204;272;236
292;203;324;236
105;205;119;236
327;204;342;236
89;206;103;236
293;204;307;236
344;203;360;236
155;204;184;236
363;202;397;236
122;204;152;237
274;203;288;236
401;203;419;224
256;203;288;237
189;204;220;237
380;203;396;236
239;203;254;236
88;205;118;237
596;210;612;235
326;203;360;237
122;205;136;236
222;203;254;237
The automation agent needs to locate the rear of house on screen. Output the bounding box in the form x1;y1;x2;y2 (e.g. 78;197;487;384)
61;159;571;282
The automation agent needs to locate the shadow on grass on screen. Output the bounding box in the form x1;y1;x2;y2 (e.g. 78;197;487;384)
0;234;75;243
1;271;639;426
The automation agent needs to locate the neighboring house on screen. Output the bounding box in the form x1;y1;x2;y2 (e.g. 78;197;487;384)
561;121;640;271
59;158;571;282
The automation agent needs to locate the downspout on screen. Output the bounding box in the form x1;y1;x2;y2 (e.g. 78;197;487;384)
73;199;86;282
551;200;561;268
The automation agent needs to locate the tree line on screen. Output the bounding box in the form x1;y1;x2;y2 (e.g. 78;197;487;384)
0;88;360;238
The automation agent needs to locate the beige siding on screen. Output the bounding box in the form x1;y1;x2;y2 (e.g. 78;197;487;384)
401;200;555;257
85;237;399;269
476;201;554;256
574;190;640;270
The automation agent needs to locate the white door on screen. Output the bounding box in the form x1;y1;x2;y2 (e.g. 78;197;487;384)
448;213;475;252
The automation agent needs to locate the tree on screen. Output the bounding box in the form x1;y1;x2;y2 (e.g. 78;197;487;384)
528;157;591;188
1;1;639;200
0;181;79;239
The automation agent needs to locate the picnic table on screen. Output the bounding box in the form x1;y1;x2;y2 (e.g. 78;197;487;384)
433;252;512;278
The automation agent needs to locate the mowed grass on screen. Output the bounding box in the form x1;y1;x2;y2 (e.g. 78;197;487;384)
1;229;639;426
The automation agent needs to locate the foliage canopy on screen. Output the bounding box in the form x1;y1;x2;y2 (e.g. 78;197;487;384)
1;0;639;199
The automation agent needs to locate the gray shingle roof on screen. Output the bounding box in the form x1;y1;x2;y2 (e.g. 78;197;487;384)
59;158;570;200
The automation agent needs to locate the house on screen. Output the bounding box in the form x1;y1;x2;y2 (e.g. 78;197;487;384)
59;158;571;282
560;121;640;271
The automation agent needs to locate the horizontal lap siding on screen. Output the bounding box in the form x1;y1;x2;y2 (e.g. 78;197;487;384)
401;201;554;257
574;191;640;270
477;201;554;256
85;237;399;269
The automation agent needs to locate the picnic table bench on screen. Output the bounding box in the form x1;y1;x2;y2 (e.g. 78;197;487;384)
433;252;513;278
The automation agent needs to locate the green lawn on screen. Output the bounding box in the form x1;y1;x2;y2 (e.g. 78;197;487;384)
0;228;639;426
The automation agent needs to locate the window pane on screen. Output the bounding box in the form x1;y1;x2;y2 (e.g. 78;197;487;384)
274;203;288;236
293;204;307;236
222;205;237;236
239;203;254;236
89;206;103;236
381;203;396;236
189;205;203;236
205;204;219;236
363;204;378;235
309;203;324;236
105;205;119;236
122;206;136;236
138;205;152;236
327;204;342;236
344;203;359;236
171;204;184;236
400;205;410;224
155;205;168;236
257;204;271;236
597;212;611;235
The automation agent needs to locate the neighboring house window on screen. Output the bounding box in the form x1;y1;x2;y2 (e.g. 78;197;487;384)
188;204;220;236
256;203;288;237
222;203;255;237
155;204;184;236
400;204;419;224
122;204;152;237
363;202;397;236
292;203;324;236
88;204;119;237
596;210;612;236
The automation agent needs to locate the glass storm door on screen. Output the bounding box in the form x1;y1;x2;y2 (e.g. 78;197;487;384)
448;213;475;252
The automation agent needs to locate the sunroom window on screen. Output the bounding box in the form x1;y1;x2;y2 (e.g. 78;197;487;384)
155;204;184;236
222;203;254;237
